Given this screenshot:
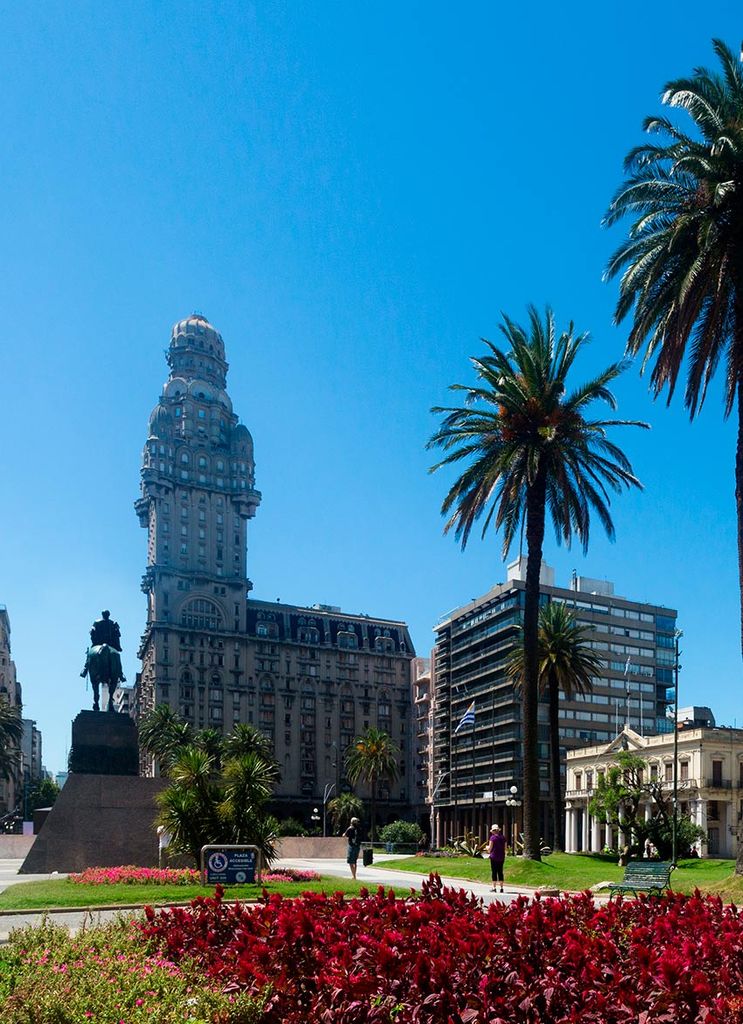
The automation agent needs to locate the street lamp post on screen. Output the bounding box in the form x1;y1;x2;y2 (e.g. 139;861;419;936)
430;771;450;849
672;630;683;866
322;783;335;837
506;785;521;855
310;806;321;834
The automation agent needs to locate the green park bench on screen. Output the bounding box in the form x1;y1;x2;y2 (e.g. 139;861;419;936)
608;860;673;899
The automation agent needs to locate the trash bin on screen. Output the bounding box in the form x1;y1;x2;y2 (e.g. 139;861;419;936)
363;847;374;866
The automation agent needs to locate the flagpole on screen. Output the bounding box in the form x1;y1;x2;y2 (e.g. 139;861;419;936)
472;716;476;834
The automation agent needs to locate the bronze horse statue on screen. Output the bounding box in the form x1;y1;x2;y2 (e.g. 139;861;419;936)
80;644;126;711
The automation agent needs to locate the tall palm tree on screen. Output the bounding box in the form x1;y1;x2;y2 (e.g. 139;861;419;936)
604;38;743;655
428;307;646;860
345;727;399;842
0;697;22;782
508;603;604;851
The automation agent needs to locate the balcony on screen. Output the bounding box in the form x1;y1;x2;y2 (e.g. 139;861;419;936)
705;777;733;790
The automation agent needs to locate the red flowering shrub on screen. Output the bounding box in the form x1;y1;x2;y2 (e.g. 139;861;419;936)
139;874;743;1023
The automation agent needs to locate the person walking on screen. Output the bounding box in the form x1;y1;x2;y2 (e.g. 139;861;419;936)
488;824;507;893
344;816;362;879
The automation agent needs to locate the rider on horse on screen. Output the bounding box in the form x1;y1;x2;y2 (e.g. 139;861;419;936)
80;610;126;711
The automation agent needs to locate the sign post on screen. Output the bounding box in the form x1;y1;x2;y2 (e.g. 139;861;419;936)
200;845;261;886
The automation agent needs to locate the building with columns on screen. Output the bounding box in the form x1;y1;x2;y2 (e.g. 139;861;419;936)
565;724;743;858
135;314;414;822
430;559;678;848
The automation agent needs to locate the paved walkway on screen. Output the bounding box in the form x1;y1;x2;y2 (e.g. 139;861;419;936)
0;855;541;942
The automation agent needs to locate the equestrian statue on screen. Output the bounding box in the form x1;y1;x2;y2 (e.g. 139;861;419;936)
80;610;126;712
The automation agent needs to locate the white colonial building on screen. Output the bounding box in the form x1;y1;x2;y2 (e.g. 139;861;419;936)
565;724;743;858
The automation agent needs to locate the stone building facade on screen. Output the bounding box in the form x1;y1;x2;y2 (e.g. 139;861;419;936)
243;600;413;818
565;724;743;858
135;312;261;761
136;314;414;821
0;606;23;816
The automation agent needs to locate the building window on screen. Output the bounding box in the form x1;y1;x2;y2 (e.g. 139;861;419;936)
337;630;358;650
180;599;224;630
680;761;689;781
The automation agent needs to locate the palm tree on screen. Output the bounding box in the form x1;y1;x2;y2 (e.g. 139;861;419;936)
345;727;399;842
0;697;22;782
604;38;743;655
428;307;646;860
139;704;193;775
223;723;275;764
219;751;280;863
326;792;364;834
508;603;604;851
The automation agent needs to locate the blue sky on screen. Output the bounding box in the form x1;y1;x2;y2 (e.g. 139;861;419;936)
0;2;740;773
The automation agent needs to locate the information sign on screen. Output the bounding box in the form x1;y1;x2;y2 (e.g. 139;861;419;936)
201;845;260;885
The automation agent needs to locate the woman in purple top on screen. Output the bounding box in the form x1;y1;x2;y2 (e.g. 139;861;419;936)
487;824;507;893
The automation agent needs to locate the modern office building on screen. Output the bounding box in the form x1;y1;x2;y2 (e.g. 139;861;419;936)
566;723;743;857
0;606;23;817
135;314;414;820
430;558;678;847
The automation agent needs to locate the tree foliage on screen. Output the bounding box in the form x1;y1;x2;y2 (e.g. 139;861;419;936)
326;792;364;834
142;709;281;867
605;38;743;661
429;307;646;859
588;750;705;859
0;697;22;782
345;727;399;841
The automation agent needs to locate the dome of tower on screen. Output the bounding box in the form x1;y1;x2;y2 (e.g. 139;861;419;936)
148;403;172;438
170;313;226;362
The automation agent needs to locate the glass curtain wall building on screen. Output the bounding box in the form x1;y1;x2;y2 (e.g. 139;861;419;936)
430;559;678;847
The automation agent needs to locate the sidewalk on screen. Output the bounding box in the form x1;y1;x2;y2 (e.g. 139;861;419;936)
0;855;540;942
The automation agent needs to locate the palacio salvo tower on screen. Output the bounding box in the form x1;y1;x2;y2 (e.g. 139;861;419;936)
135;314;261;770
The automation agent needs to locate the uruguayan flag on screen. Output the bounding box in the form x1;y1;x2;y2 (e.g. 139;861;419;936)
454;700;476;735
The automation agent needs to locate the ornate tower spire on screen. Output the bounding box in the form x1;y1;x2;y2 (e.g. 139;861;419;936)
135;314;261;765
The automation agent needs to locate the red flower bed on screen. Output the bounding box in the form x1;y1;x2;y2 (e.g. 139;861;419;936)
140;874;743;1023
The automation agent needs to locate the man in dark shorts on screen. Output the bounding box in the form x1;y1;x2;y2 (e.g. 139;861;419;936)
344;816;361;879
488;824;507;893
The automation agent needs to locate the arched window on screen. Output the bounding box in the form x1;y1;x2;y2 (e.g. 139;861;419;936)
180;598;224;630
298;625;319;644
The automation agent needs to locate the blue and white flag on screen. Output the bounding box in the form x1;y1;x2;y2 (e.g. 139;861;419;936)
454;700;476;735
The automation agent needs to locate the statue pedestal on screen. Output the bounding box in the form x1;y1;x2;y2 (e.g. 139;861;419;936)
69;711;139;776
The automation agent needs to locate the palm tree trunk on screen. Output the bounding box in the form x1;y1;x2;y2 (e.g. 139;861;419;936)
522;472;547;862
735;377;743;876
371;775;377;843
548;675;564;852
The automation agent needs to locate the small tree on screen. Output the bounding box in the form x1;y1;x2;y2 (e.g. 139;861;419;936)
588;751;704;859
27;777;60;813
327;792;364;834
150;717;281;867
345;728;399;842
379;820;424;845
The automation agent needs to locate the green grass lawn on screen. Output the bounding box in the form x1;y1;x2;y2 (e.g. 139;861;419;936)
383;852;743;898
0;875;373;911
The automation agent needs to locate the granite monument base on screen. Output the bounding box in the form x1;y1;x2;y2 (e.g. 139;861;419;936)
69;710;139;776
20;774;169;873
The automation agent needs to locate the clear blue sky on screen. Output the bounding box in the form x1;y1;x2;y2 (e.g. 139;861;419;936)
0;2;740;773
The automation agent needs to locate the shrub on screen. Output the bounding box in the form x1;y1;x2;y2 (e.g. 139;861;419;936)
378;820;424;845
140;878;743;1023
0;919;264;1023
275;817;309;837
68;865;200;886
